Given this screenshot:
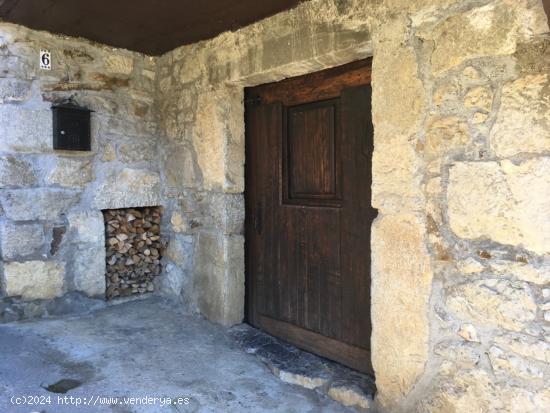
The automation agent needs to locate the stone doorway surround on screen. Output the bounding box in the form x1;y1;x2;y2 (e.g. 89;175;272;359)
1;0;549;412
156;1;550;412
157;2;425;411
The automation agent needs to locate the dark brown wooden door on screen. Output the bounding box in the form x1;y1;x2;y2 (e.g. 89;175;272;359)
245;59;376;374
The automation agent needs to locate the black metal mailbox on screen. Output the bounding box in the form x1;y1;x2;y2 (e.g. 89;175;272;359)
52;103;92;151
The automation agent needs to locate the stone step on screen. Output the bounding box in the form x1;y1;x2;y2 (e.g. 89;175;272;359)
229;324;376;411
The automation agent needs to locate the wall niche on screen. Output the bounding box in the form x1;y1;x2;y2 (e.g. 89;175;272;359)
103;207;164;299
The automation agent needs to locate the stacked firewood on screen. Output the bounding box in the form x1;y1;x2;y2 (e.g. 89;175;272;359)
103;207;164;299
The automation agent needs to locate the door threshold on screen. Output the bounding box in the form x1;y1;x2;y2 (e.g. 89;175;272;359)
229;323;376;411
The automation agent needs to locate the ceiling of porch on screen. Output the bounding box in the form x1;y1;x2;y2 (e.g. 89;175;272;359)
0;0;305;55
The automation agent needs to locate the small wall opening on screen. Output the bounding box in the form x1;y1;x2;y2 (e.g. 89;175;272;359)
103;207;164;300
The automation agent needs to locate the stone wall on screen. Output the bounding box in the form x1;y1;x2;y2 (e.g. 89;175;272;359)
156;0;550;412
0;23;162;312
155;0;373;327
1;0;549;411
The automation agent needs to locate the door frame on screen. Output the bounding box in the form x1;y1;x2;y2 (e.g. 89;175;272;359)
183;16;435;406
244;59;374;373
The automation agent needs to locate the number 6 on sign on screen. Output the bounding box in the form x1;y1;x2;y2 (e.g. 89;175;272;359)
40;49;51;70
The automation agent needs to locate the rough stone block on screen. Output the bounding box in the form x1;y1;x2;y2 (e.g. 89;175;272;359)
424;116;470;160
0;78;31;103
489;260;549;285
162;143;201;190
191;192;244;235
448;158;550;254
447;279;537;332
423;1;546;74
118;139;157;164
371;19;426;214
0;107;51;153
3;261;64;300
46;158;93;187
220;86;245;194
371;214;432;407
432;80;461;106
64;94;118;116
194;232;244;326
160;262;189;301
327;383;372;410
165;234;194;268
72;245;105;297
170;212;188;233
101;143;116;162
372;134;424;213
433;339;480;367
488;346;544;381
472;112;489;124
194;91;226;191
0;222;44;260
372;19;426;136
417;368;549;413
490;74;550;157
93;168;160;209
68;211;105;245
493;332;550;363
194;233;225;323
103;54;134;75
457;258;484;275
0;155;37;187
0;188;80;221
463;86;493;111
102;116;157;138
224;234;245;325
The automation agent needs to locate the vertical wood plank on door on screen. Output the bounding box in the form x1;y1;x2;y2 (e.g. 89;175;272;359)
245;102;282;322
340;85;375;349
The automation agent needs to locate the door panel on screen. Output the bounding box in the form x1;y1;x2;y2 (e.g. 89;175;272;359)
245;59;375;374
286;100;340;201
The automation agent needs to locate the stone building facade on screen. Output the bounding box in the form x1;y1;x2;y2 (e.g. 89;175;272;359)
0;0;549;412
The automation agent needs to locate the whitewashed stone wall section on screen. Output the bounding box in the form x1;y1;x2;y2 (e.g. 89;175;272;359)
0;23;162;301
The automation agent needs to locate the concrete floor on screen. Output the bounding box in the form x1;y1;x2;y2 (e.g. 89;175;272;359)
0;297;355;412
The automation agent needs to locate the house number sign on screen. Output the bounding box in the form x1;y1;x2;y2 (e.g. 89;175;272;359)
40;49;52;70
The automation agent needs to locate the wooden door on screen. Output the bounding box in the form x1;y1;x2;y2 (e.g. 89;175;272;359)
245;59;376;374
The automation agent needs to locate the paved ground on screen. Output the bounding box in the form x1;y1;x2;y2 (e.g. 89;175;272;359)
0;297;355;413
